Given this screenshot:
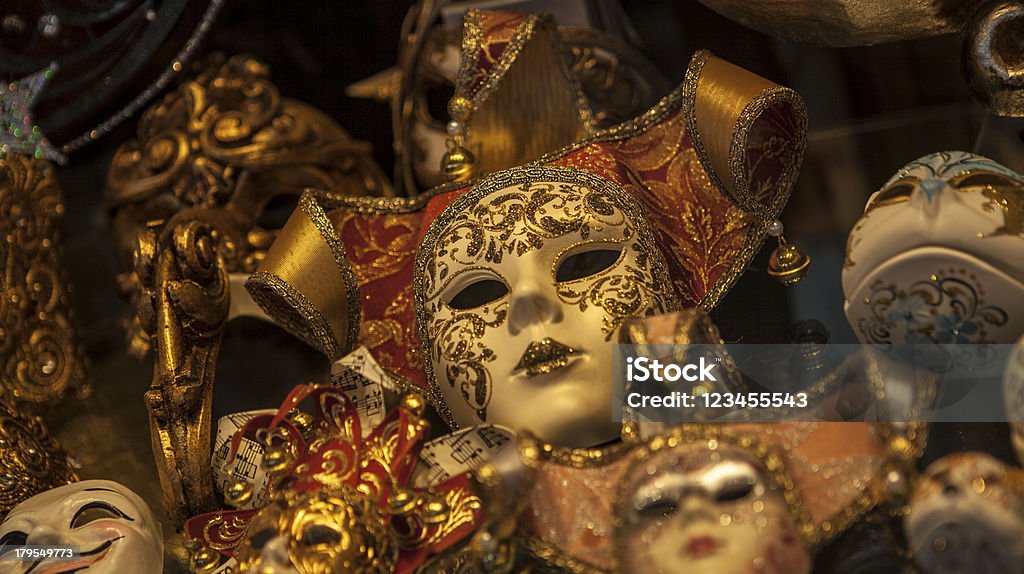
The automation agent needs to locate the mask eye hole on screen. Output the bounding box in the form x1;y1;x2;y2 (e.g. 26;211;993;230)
556;248;622;283
954;173;1020;188
422;81;455;125
71;501;132;528
299;525;341;547
714;479;756;503
871;182;915;207
447;279;509;310
0;531;27;555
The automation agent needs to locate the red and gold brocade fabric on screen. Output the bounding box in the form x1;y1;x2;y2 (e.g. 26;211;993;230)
250;49;805;389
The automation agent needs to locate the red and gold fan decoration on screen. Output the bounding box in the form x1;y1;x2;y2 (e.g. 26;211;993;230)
183;383;483;574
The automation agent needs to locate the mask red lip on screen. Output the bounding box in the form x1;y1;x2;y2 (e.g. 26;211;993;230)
684;535;720;559
513;337;581;378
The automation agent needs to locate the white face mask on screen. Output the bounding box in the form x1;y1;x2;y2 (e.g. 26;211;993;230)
614;444;806;572
417;169;677;447
843;151;1024;346
616;444;810;574
906;452;1024;574
0;480;163;574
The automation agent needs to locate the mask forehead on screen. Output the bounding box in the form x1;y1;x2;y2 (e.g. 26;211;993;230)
3;481;135;522
416;165;663;310
885;151;1021;188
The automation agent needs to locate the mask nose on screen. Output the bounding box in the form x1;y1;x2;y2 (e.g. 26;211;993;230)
676;492;717;523
508;284;564;336
26;525;60;546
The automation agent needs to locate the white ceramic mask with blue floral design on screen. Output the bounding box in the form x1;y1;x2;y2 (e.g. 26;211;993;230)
843;151;1024;346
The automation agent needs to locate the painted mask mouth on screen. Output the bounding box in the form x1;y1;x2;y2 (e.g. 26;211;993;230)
683;534;721;559
513;338;581;378
36;536;121;574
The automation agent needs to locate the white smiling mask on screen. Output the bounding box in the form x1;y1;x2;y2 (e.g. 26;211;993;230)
0;480;163;573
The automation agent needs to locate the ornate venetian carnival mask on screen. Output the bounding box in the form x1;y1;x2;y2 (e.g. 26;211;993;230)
105;52;392;353
348;1;670;193
417;169;677;446
249;10;806;448
844;151;1024;346
905;452;1024;573
0;480;163;573
103;52;394;522
613;430;812;574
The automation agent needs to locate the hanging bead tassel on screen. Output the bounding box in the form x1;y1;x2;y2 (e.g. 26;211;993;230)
440;96;476;182
766;219;810;285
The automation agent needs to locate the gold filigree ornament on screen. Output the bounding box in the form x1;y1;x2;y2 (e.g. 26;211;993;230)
184;384;484;574
0;153;88;408
0;394;78;517
103;53;393;523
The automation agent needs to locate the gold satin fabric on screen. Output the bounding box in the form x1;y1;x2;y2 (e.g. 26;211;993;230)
693;55;777;198
250;196;351;357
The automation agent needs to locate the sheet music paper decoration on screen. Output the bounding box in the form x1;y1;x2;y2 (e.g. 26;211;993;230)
413;424;515;488
211;409;276;509
329;346;392;430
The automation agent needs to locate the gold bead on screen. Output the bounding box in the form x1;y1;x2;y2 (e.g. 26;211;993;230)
261;445;290;473
288;410;315;435
223;478;252;507
421;498;450;524
401;393;425;415
888;436;914;461
441;145;475;182
388;489;418;516
767;242;810;285
189;545;221;573
447;96;473;121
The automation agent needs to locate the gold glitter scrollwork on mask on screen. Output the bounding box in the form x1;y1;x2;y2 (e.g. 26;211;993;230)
416;167;679;426
0;155;88;408
202;512;253;552
555;238;669;339
429;300;508;421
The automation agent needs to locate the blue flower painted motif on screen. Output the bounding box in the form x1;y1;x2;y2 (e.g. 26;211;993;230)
860;272;1008;346
935;313;978;344
884;292;931;327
